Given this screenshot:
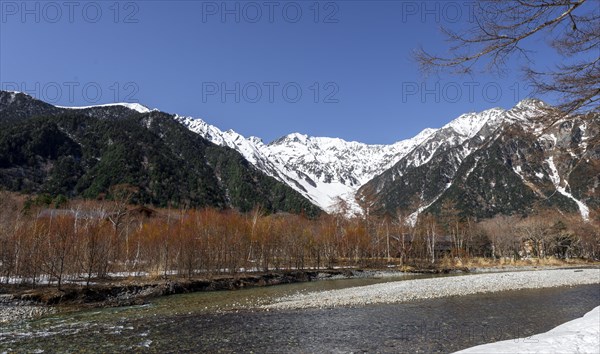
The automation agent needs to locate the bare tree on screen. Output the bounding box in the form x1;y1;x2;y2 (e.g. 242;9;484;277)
479;215;521;259
78;214;111;287
394;210;415;265
0;192;22;284
416;0;599;113
106;184;138;267
518;215;551;258
421;213;438;264
440;200;464;258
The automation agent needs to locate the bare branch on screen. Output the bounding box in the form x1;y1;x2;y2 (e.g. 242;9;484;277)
416;0;598;114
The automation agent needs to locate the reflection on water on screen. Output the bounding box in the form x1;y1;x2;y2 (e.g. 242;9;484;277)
1;273;598;353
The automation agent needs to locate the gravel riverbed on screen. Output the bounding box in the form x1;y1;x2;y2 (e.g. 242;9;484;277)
0;305;55;324
0;296;56;324
263;268;600;310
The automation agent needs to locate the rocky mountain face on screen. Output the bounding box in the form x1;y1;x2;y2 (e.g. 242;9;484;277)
179;100;598;221
0;91;321;216
358;100;599;221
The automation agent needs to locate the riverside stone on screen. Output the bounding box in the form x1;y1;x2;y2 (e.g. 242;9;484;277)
263;269;600;310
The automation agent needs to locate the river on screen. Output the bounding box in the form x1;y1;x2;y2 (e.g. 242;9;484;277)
1;273;598;353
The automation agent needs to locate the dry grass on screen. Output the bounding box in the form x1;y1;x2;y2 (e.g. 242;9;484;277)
445;256;596;269
398;265;416;272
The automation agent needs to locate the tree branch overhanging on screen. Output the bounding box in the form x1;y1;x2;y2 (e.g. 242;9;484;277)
416;0;599;114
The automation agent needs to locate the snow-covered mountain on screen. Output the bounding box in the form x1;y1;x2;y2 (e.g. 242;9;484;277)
359;99;598;222
176;115;437;213
175;103;514;213
178;99;598;221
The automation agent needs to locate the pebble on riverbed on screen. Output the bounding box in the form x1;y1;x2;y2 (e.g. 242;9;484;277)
263;268;600;310
0;295;55;324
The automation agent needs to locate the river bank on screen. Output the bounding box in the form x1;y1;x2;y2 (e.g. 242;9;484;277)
3;282;597;353
0;269;400;324
263;268;600;310
1;269;599;353
1;263;598;324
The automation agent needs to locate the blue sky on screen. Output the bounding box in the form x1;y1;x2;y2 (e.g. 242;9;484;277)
0;1;589;144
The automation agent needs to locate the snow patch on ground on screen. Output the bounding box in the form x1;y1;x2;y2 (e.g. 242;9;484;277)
456;306;600;354
540;133;557;146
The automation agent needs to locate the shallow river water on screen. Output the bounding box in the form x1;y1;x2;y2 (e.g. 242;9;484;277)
1;273;598;353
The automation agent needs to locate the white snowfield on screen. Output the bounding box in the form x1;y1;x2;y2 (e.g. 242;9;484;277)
455;306;600;354
263;269;600;310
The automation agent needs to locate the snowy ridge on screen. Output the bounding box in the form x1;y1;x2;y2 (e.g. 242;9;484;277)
174;115;286;179
397;107;505;170
56;102;153;114
177;114;438;213
1;91;153;114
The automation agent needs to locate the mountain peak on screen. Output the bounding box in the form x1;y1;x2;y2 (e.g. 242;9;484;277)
271;132;310;145
410;127;438;142
515;98;548;110
248;136;264;145
442;107;505;137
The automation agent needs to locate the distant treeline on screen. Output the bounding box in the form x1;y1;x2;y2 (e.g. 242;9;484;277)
0;192;598;289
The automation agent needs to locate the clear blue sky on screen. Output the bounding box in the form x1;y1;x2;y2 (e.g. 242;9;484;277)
0;1;588;144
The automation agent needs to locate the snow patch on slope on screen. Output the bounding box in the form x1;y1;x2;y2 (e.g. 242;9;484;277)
407;182;453;226
546;157;590;221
